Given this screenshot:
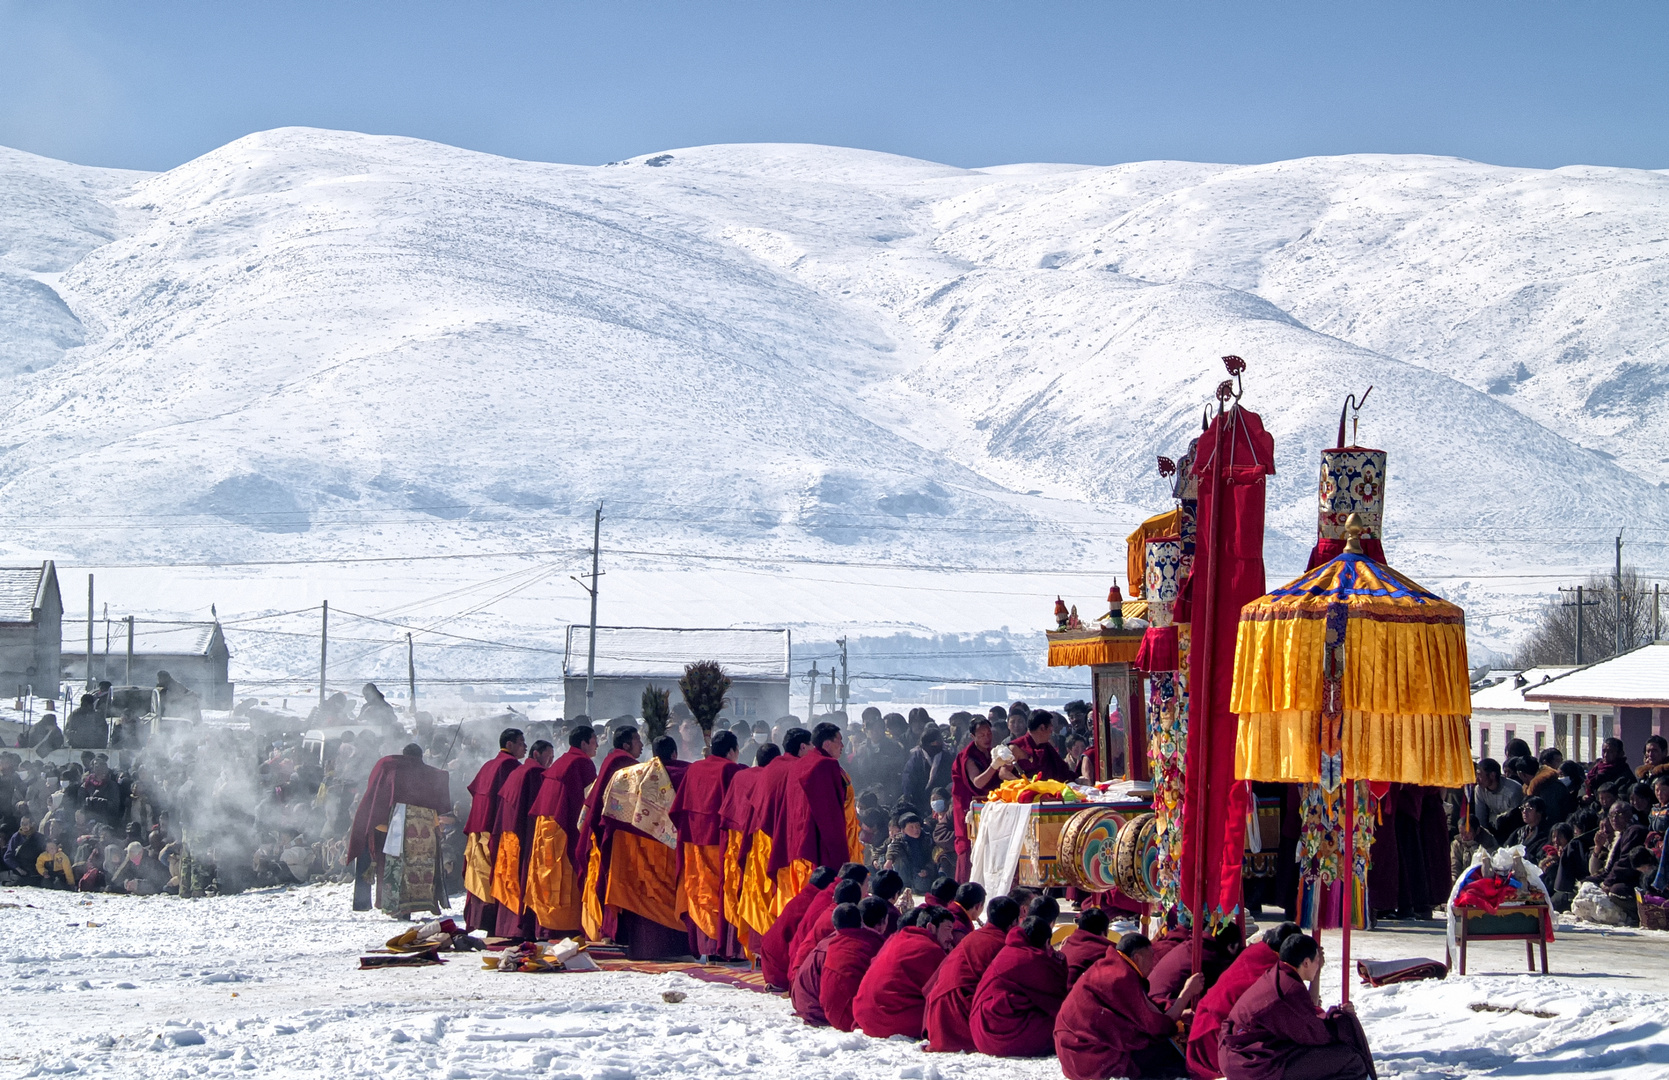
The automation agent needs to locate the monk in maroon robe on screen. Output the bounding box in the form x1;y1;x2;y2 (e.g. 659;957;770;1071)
1055;932;1203;1080
721;742;778;955
924;895;1021;1052
527;726;600;938
1059;908;1116;989
947;881;984;946
754;728;811;916
1220;935;1374;1080
1008;713;1076;783
462;728;527;932
792;875;863;978
820;896;890;1032
491;740;556;939
1149;921;1241;1006
346;743;452;912
968;915;1069;1057
1187;924;1300;1080
761;865;837;989
792;900;862;1025
672;730;745;959
951;718;1004;879
575;726;642;942
852;905;955;1039
784;723;858;888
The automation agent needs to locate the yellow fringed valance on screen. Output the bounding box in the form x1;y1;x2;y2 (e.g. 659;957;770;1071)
1235;709;1474;787
1047;633;1143;668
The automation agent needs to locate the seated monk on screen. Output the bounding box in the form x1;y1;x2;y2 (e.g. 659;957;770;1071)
1148;924;1193;964
761;865;837;989
822;896;891;1032
1054;932;1204;1080
1149;922;1242;1007
947;881;985;946
852;905;956;1039
871;868;905;937
919;875;958;911
968;914;1069;1057
924;895;1022;1052
1188;922;1303;1080
793;901;860;1025
1059;908;1116;989
794;878;863;980
1220;934;1374;1080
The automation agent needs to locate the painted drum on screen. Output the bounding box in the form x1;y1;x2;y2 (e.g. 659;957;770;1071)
1057;805;1128;893
1113;811;1159;903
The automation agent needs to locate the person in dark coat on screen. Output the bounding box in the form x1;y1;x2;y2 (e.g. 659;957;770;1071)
4;816;45;884
1220;934;1375;1080
64;697;108;750
1054;932;1203;1080
1541;822;1587;912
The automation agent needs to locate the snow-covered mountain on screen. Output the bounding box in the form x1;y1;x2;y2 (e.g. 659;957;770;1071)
2;130;1666;682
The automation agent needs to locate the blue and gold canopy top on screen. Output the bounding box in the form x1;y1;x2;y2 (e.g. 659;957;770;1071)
1249;552;1461;623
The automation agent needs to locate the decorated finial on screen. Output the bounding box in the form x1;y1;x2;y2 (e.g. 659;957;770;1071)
1343;512;1365;555
1157;456;1176;478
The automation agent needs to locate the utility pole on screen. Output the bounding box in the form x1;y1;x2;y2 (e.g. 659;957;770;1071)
807;661;820;722
125;615;134;685
1655;583;1661;642
1559;585;1599;665
85;575;94;691
1615;532;1625;656
407;632;417;716
569;503;604;718
837;636;849;718
319;600;329;707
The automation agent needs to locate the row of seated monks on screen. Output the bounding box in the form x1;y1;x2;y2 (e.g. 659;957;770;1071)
459;723;1374;1079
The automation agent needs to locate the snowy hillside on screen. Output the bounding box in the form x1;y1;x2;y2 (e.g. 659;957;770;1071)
0;130;1665;681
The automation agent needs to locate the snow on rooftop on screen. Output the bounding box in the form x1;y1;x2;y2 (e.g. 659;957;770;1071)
564;626;789;679
0;564;49;624
61;619;221;657
1523;643;1669;707
1471;666;1578;713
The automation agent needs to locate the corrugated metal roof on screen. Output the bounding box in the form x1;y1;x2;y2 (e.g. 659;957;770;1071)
565;626;789;679
1471;666;1576;713
62;620;222;657
1523;643;1669;707
0;565;47;623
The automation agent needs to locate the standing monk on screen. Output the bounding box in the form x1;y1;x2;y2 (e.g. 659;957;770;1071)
753;728;811;918
672;729;745;959
577;727;643;939
491;739;556;941
1008;712;1077;782
721;742;778;958
583;730;691;958
526;726;599;939
346;743;452;915
951;717;1005;879
462;728;526;933
782;722;863;898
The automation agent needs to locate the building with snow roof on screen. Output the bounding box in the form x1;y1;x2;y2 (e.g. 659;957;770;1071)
562;625;791;724
0;562;62;696
62;619;233;709
1469;667;1574;762
1523;643;1669;768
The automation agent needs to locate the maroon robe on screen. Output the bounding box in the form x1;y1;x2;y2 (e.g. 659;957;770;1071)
755;753;801;876
761;881;827;989
1059;927;1116;989
671;753;744;958
791;932;836;1025
1055;952;1176;1080
1148;931;1236;1006
463;750;522;931
492;758;550;938
951;741;996;879
968;928;1069;1057
923;922;1009;1052
1149;925;1193;964
530;745;598;938
821;926;884;1032
575;749;640;941
791;893;839;977
787;746;852;872
1007;732;1076;783
347;753;452;865
1187;941;1279;1080
853;925;947;1039
947;901;975;946
1220;963;1374;1080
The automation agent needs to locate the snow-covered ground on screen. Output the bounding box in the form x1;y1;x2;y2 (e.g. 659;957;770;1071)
3;883;1667;1079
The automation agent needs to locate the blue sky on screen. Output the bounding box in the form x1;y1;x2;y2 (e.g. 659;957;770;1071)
2;1;1664;172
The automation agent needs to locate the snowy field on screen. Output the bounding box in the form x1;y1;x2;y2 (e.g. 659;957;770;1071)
3;884;1667;1080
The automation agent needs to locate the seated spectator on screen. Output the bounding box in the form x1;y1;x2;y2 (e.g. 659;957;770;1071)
1588;738;1635;799
1471;758;1523;846
1220;933;1374;1080
4;816;44;885
1054;932;1202;1080
35;839;74;889
1508;796;1552;855
1640;735;1669;783
820;896;891;1032
969;914;1069;1057
24;712;64;754
1604;846;1659;924
1651;775;1669;839
1542;822;1587;913
852;904;955;1038
77;848;108;892
1059;907;1116;989
924;895;1021;1052
109;841;169;895
1188;921;1304;1080
64;695;108;749
1589;803;1646;883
